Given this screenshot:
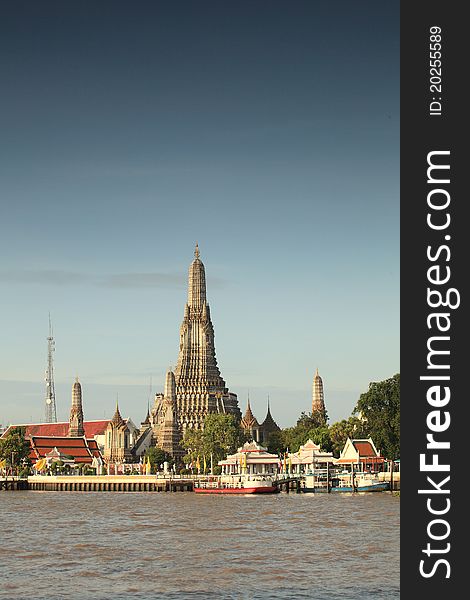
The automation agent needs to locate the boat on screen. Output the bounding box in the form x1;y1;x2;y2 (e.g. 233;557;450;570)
193;474;279;494
330;471;390;492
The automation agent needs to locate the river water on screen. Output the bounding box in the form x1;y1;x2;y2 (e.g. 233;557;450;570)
1;491;399;599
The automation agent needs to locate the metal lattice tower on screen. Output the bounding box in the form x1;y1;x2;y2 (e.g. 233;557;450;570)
44;314;57;423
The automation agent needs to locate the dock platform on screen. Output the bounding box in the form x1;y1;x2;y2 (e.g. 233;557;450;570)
27;475;194;492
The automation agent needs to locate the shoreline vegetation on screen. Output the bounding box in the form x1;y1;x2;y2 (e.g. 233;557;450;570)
1;374;400;483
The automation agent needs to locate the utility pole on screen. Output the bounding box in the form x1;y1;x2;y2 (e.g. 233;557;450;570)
45;314;57;423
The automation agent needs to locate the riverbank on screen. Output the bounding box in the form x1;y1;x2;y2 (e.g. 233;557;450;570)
3;473;400;493
27;474;193;492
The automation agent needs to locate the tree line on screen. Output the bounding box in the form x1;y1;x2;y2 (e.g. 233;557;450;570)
0;373;399;475
177;373;400;466
266;373;400;460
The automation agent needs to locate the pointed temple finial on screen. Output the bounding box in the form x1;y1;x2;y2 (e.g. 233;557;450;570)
187;242;206;307
164;368;176;400
241;395;258;429
111;395;125;426
261;395;280;432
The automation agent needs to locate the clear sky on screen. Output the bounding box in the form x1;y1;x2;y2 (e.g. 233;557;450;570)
0;1;399;429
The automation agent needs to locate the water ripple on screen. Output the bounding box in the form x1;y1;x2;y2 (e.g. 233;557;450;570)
1;491;399;599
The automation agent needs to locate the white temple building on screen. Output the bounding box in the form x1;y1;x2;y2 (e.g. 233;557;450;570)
335;438;385;472
288;439;336;474
218;441;280;475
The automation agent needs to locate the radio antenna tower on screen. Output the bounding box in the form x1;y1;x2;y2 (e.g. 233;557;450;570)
44;314;57;423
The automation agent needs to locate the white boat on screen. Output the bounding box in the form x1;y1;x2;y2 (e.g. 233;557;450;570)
194;474;279;494
330;471;390;492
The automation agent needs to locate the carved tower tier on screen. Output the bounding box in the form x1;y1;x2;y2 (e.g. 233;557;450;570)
174;244;241;431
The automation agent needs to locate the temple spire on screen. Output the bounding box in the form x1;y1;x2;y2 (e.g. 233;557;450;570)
187;243;206;308
261;396;280;432
155;368;182;457
68;377;84;437
173;246;241;435
266;395;271;416
111;397;125;426
312;368;326;422
241;396;259;429
164;368;176;401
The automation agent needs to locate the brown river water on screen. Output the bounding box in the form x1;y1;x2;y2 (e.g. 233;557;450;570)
1;491;399;599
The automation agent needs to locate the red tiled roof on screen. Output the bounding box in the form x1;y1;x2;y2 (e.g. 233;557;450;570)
2;420;110;439
87;439;101;458
33;437;90;448
352;441;378;457
28;436;103;464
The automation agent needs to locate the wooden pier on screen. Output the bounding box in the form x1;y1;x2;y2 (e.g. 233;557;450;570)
378;471;400;491
1;477;29;491
27;475;194;492
4;473;399;493
274;476;303;493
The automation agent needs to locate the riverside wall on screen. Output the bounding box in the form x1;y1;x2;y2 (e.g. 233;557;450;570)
27;475;194;492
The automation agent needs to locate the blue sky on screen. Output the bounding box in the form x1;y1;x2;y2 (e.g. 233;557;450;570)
0;1;399;428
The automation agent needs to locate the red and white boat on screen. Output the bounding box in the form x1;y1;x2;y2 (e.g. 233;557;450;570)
194;474;279;494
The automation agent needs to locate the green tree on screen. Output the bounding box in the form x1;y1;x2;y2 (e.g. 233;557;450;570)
298;410;328;429
145;446;173;473
307;426;332;453
182;429;206;467
203;413;247;459
182;414;247;470
280;426;302;453
19;465;31;478
328;416;368;457
265;429;286;455
354;373;400;459
0;427;30;472
277;413;333;454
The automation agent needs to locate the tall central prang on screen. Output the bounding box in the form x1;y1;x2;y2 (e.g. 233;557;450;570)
174;244;241;431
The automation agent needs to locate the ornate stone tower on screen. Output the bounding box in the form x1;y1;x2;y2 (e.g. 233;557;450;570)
174;244;241;431
155;370;183;459
312;368;326;421
68;377;85;437
104;402;133;463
